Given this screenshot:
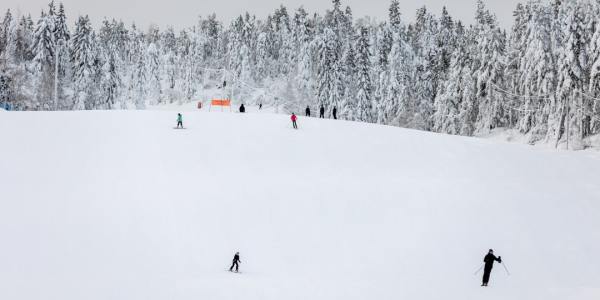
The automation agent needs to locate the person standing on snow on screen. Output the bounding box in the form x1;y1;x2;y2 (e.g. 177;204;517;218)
332;106;338;119
319;105;325;118
176;113;183;129
229;252;241;272
239;104;246;113
291;113;298;129
305;106;311;117
482;249;502;286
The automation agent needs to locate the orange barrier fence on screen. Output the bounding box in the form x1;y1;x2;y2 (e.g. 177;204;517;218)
209;99;232;111
211;99;231;106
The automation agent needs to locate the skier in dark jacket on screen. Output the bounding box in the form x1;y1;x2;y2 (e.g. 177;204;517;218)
332;106;337;119
229;252;241;272
176;113;183;128
319;105;325;118
482;249;502;286
239;104;246;113
305;106;311;117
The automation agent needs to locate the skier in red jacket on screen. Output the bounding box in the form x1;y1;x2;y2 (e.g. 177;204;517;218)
291;113;298;129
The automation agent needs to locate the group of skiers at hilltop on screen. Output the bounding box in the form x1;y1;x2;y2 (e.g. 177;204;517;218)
290;105;338;130
176;104;340;130
304;105;337;119
238;103;262;112
225;249;505;286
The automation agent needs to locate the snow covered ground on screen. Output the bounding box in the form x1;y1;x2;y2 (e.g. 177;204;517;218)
478;128;600;152
0;108;599;300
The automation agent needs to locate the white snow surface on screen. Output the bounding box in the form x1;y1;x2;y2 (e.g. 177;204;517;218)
1;108;599;300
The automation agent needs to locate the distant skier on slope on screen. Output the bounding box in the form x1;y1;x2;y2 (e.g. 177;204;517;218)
259;103;263;110
229;252;241;272
305;106;311;117
319;105;325;118
332;106;337;119
176;113;183;129
291;113;298;129
239;104;246;113
482;249;502;286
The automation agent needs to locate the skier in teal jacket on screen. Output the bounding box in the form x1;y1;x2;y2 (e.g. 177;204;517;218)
176;113;183;128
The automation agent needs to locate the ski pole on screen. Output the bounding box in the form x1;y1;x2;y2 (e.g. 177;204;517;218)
473;263;484;275
501;262;511;276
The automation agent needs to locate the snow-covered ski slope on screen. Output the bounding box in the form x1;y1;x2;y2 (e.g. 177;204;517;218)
0;109;599;300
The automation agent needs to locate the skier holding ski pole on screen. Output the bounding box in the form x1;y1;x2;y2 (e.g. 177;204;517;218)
229;252;241;273
501;260;510;276
481;249;502;286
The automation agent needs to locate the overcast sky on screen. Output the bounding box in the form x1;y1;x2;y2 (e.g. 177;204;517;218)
2;0;523;30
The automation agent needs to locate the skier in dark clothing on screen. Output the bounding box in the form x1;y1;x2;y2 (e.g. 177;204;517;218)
176;113;183;128
229;252;241;272
482;249;502;286
291;113;298;129
239;104;246;113
259;103;263;110
319;105;325;118
332;106;337;119
305;106;311;117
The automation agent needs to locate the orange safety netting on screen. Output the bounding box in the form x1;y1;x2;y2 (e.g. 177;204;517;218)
211;99;231;106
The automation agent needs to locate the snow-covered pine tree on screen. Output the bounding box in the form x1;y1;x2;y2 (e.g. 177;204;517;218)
517;1;556;143
503;2;529;128
53;2;71;109
355;26;373;122
389;0;402;35
0;71;11;104
434;38;472;135
30;10;56;109
5;16;32;63
31;11;54;71
472;0;507;133
292;6;317;95
434;7;455;89
588;3;600;134
445;26;479;136
553;1;593;148
132;45;146;109
101;52;121;109
384;33;415;126
54;3;70;43
71;15;97;109
0;9;13;57
316;27;339;113
145;42;161;104
176;29;194;101
340;41;357;120
373;24;392;124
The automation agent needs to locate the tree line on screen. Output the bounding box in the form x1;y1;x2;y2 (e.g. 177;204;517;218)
0;0;599;148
